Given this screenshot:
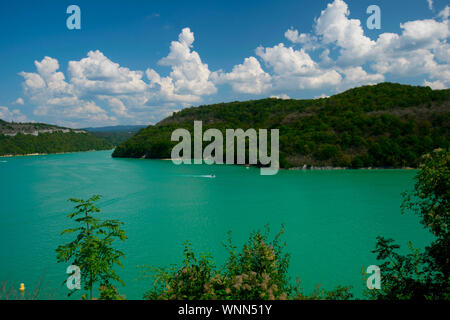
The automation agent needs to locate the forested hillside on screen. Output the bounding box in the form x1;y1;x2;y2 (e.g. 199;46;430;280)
0;121;112;156
112;83;450;168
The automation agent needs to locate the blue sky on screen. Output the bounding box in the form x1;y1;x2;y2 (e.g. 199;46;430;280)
0;0;448;127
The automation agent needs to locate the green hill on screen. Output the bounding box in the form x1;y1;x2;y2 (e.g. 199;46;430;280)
112;83;450;168
0;121;113;156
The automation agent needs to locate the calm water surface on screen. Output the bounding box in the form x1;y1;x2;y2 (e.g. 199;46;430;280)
0;150;432;299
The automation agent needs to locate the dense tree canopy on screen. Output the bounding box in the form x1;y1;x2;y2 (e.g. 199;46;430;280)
113;83;450;168
0;132;112;156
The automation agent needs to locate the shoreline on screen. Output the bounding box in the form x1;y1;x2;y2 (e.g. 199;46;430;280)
0;149;113;158
286;165;416;170
4;152;418;170
158;158;416;170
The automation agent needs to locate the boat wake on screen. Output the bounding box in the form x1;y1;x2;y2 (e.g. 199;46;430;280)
181;174;216;179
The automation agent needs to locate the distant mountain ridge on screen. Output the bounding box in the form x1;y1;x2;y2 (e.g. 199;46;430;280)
84;125;148;146
112;82;450;168
0;120;112;156
83;125;147;133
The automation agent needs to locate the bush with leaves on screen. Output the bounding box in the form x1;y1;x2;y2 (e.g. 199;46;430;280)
141;226;352;300
366;149;449;300
293;281;353;300
98;285;125;300
221;227;290;300
56;195;127;300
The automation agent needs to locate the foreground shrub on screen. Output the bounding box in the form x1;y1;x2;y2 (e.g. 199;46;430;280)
56;195;127;300
141;226;353;300
366;149;449;300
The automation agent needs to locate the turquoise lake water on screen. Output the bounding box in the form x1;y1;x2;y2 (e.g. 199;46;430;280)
0;150;432;299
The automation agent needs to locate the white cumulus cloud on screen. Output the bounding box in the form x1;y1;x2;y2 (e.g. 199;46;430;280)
270;93;290;99
282;0;450;89
255;43;342;90
19;56;112;127
211;57;271;94
148;27;217;98
68;50;148;96
0;106;28;122
13;98;24;105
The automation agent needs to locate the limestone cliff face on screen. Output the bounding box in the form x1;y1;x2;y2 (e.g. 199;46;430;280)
0;120;87;136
